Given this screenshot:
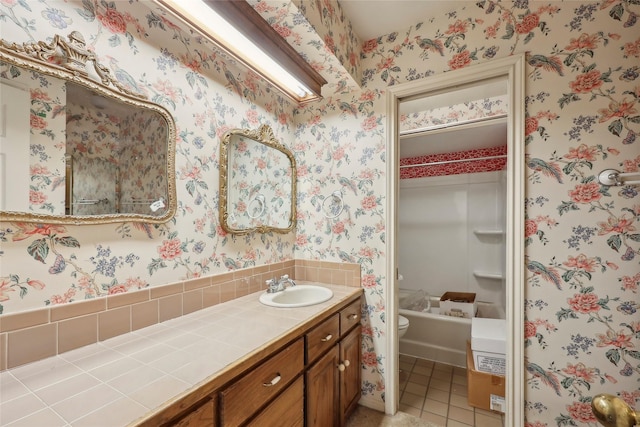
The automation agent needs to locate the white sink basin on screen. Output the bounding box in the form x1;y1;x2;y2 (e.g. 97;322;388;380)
259;285;333;308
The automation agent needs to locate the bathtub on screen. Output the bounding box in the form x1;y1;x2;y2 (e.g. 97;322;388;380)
399;290;505;368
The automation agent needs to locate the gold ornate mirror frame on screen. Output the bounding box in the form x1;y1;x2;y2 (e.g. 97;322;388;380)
0;31;177;224
219;124;297;235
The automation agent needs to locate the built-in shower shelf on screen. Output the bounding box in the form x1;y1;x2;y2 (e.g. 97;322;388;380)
473;271;504;280
473;229;504;236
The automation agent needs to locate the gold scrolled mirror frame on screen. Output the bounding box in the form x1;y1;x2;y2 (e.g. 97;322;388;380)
219;124;297;235
0;31;177;225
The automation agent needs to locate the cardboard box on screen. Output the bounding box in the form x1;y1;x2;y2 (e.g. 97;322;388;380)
466;341;505;413
471;318;506;375
440;292;476;318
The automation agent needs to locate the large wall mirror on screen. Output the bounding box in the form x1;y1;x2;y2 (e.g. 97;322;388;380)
219;125;297;234
0;32;177;224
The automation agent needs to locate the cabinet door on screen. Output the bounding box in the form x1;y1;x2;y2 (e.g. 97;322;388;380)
340;325;362;424
247;377;304;427
306;345;339;427
168;398;216;427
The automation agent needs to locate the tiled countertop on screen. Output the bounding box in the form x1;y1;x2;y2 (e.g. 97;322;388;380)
0;283;362;427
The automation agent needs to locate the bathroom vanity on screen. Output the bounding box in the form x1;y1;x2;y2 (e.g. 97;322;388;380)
0;283;362;426
155;295;362;427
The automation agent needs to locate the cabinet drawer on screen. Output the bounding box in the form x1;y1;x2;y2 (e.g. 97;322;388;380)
340;298;362;336
247;377;304;427
306;314;339;364
219;339;304;426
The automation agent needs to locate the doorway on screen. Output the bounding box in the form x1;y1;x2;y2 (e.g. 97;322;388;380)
385;55;526;425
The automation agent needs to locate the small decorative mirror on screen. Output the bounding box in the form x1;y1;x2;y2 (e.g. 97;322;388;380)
0;32;176;224
219;125;297;234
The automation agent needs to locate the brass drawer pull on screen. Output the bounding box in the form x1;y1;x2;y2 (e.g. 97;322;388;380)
348;314;358;320
263;374;282;387
320;334;333;342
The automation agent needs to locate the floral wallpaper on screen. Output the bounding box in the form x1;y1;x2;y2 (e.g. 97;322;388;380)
1;0;298;309
292;0;640;424
1;0;639;425
399;95;508;132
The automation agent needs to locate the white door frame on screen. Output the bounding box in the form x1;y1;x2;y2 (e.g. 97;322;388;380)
384;54;526;425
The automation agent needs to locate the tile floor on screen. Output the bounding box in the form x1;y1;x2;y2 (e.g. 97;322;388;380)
399;354;504;427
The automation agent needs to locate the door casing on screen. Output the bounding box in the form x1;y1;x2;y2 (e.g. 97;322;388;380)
384;54;526;425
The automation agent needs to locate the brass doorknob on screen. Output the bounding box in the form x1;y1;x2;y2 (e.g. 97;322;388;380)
592;393;640;427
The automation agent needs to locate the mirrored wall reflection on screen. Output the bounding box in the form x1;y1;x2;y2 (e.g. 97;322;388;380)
220;125;297;235
0;31;176;224
226;134;291;229
65;83;168;217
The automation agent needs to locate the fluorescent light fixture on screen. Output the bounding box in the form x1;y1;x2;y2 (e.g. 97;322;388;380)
155;0;326;102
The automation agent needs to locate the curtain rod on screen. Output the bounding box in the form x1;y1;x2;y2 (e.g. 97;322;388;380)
399;154;507;169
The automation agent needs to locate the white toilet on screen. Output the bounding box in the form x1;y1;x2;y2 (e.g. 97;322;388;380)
398;315;409;338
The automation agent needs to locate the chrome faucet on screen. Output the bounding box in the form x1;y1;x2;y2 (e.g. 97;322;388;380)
266;274;297;293
279;274;296;289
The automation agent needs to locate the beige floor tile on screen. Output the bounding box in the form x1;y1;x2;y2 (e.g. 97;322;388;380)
409;372;429;384
423;398;449;417
412;365;432;375
396;355;512;427
448;406;474;424
416;358;434;368
452;373;467;385
429;378;452;392
433;362;453;373
450;381;468;397
400;391;425;410
447;420;473;427
405;381;428;396
420;410;446;426
400;354;417;363
427;387;450;404
475;411;504;427
432;369;453;381
399;404;422;418
399;361;415;371
475;408;502;419
449;393;473;410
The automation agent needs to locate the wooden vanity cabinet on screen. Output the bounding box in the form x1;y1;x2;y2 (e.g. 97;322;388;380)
219;339;304;426
156;293;363;427
306;298;362;427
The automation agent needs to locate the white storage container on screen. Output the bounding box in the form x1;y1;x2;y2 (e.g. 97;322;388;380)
471;318;506;375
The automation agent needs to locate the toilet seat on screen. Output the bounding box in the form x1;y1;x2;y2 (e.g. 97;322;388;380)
398;315;409;329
